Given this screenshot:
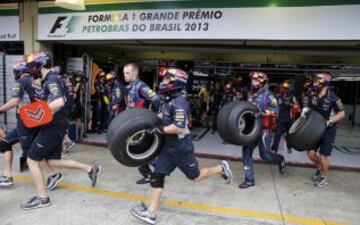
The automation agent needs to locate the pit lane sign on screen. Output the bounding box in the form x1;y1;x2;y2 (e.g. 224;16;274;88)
38;5;360;41
0;16;19;41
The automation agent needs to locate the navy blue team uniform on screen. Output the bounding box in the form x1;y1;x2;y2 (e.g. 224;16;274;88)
94;79;108;132
209;87;223;132
271;91;296;152
234;83;248;101
222;87;236;106
13;75;42;157
308;90;344;156
126;79;160;183
126;79;160;112
242;87;284;184
130;68;233;225
108;80;126;125
153;93;200;180
0;129;18;154
240;72;286;189
59;75;74;119
27;72;68;161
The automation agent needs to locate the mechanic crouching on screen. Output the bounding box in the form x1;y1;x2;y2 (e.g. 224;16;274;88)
303;73;345;187
240;71;286;189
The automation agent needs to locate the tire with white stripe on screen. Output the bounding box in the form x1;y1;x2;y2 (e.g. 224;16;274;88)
107;108;163;167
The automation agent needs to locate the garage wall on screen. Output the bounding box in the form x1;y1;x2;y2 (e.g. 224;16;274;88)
343;105;360;125
0;55;23;130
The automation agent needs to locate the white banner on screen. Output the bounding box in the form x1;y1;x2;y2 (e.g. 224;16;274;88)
38;5;360;41
0;16;19;41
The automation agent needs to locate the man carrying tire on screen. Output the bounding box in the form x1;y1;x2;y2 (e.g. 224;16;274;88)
123;63;161;185
131;68;233;225
304;73;345;187
240;71;286;189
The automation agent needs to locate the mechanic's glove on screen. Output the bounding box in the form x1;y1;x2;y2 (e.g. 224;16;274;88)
147;125;164;135
326;120;333;127
254;112;262;119
300;107;310;118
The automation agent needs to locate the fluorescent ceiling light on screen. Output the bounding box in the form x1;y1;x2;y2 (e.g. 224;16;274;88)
55;0;86;11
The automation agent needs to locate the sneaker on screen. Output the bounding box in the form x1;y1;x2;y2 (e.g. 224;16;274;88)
314;176;328;187
131;202;156;225
63;141;76;154
0;175;8;182
21;196;51;210
136;176;151;185
0;176;14;187
88;165;101;187
46;173;64;191
311;169;321;181
279;159;286;174
239;180;255;189
220;160;233;184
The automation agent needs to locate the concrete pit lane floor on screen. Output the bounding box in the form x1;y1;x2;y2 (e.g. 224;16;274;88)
83;125;360;170
0;144;359;225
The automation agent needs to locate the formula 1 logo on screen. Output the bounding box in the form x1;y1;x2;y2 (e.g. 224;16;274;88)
49;16;81;34
50;16;67;33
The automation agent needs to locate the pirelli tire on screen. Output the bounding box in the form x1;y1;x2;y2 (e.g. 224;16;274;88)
217;101;262;146
287;109;327;151
107;108;163;167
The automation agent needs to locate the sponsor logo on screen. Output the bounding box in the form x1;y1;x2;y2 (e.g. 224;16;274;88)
25;105;45;122
50;16;67;33
48;16;81;38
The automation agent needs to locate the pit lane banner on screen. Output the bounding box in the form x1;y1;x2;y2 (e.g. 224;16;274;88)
38;5;360;41
0;16;19;41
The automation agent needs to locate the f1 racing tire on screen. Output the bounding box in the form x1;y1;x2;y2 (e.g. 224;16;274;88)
217;101;262;146
107;108;163;167
287;109;327;151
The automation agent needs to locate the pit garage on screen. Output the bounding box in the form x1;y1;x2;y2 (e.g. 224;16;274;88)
34;38;359;170
19;1;360;169
1;1;360;225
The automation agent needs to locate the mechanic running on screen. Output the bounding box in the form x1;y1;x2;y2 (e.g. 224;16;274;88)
130;68;233;225
239;71;287;189
20;52;101;210
0;62;42;187
302;73;345;187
